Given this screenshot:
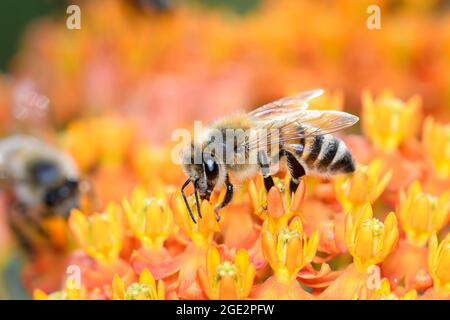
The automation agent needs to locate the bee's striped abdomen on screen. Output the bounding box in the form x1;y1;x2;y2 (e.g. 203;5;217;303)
317;136;339;171
292;125;306;157
298;133;355;176
305;135;323;166
329;144;355;173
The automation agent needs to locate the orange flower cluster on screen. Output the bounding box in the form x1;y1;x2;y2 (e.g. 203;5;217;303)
2;0;450;136
0;0;448;301
30;85;450;300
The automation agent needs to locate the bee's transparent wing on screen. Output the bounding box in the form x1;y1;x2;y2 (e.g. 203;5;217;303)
242;90;358;155
246;109;359;152
248;89;324;119
277;109;359;139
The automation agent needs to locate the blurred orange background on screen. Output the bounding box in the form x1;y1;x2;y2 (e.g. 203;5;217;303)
0;0;449;300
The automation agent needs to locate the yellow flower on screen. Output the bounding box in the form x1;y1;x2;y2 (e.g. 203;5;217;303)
428;232;450;295
33;279;87;300
369;278;417;300
123;187;174;249
61;118;100;172
198;246;255;300
69;202;123;264
95;116;133;165
362;90;421;151
61;116;134;171
333;159;392;213
345;203;399;272
248;175;305;224
112;268;165;300
398;181;450;246
261;216;319;282
173;194;220;247
422;117;450;179
131;144;182;188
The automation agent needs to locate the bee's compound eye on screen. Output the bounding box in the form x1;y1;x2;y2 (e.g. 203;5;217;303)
29;160;60;185
205;159;215;172
65;179;79;191
44;189;60;207
203;155;219;180
44;179;79;207
58;179;79;198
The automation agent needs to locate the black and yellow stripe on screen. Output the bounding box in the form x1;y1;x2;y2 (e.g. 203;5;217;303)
281;125;355;176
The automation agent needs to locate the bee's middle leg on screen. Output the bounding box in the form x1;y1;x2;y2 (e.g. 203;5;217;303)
280;150;305;194
257;150;274;192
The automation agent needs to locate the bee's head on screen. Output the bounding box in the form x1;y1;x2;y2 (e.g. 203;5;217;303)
181;148;220;201
43;178;80;218
27;159;80;217
198;153;221;200
180;143;224;222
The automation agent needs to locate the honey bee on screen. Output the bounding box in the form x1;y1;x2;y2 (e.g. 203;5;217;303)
180;89;359;222
0;135;81;254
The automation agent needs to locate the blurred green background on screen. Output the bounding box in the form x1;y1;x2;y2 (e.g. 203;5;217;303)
0;0;260;71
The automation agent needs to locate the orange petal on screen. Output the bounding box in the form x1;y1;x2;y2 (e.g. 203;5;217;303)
290;178;306;213
267;188;285;219
218;276;238;300
112;274;125;300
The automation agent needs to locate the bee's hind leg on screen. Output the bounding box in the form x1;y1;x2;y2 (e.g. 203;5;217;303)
280;150;305;194
258;150;274;192
214;174;233;221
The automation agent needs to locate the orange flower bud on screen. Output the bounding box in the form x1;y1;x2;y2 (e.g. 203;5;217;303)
398;181;450;246
345;203;398;272
198;246;255;300
428;232;450;295
112;268;165;300
423;117;450;179
261;217;319;281
173;194;220;247
362;90;421;152
123;187;174;249
334;159;392;212
69;202;123;264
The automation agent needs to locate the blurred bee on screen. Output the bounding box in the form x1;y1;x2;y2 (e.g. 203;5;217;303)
180;89;359;222
0;135;81;255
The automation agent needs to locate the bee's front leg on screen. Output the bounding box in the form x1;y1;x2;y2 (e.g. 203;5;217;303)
214;175;233;221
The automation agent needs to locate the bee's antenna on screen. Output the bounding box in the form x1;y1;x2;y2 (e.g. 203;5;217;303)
194;181;202;219
181;178;197;224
